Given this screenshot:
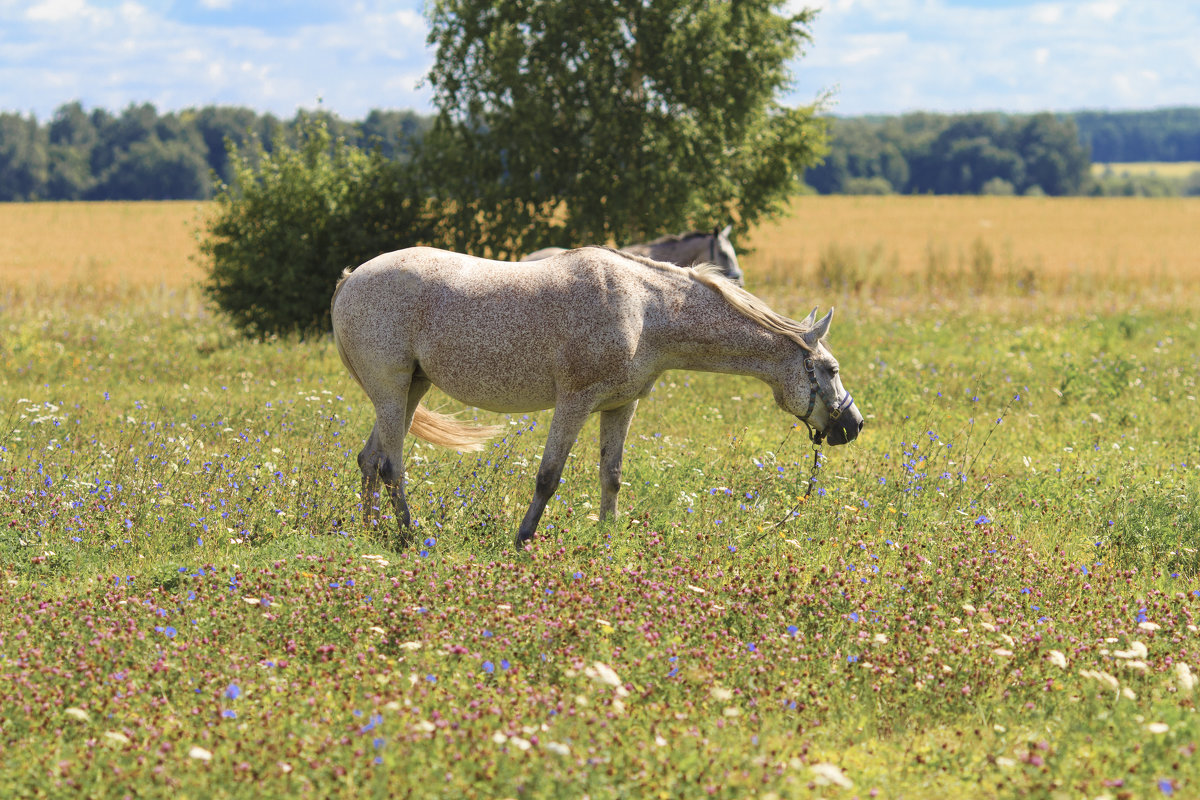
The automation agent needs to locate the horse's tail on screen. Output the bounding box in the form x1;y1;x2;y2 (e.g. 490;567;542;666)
332;267;501;453
409;406;501;452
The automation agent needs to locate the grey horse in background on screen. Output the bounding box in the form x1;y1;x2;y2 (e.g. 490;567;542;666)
520;225;743;286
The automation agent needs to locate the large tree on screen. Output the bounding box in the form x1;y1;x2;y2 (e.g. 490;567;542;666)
422;0;827;258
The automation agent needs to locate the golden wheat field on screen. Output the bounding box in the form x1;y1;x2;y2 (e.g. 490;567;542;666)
1;197;1197;299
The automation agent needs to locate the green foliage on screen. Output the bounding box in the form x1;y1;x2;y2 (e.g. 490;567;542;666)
0;102;433;201
421;0;827;257
201;117;437;338
1073;107;1200;162
807;112;1092;196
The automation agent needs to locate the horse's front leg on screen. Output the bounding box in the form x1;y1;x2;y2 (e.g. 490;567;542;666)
598;400;638;522
516;400;593;549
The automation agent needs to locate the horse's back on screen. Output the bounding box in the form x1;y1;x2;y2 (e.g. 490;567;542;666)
333;247;678;413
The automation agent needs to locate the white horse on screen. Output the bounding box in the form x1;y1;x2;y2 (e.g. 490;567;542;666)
520;225;744;285
331;246;861;548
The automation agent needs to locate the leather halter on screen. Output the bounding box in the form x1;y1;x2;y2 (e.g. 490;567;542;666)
797;356;854;444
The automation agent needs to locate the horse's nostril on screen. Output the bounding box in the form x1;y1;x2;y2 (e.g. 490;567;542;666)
858;419;865;431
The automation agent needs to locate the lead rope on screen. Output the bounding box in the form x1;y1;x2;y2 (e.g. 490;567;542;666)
745;432;822;548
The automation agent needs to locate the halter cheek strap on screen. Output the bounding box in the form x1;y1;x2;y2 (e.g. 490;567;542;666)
797;357;854;443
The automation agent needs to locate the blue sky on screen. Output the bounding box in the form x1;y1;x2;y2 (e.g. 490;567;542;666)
2;0;1196;120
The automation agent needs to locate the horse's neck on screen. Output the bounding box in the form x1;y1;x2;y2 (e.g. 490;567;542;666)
651;281;795;384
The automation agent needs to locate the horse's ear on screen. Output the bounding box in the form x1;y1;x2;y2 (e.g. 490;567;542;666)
803;307;818;327
719;224;732;239
804;308;834;346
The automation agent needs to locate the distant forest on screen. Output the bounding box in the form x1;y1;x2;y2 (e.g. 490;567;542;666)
807;108;1200;197
0;103;1197;201
0;103;430;202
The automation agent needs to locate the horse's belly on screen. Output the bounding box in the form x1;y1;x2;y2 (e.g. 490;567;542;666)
419;355;560;413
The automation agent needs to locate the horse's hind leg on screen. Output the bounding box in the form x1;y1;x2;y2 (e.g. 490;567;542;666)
371;375;431;548
357;423;384;527
598;400;638;522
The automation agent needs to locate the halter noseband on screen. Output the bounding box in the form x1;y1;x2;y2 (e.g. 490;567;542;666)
797;356;854;445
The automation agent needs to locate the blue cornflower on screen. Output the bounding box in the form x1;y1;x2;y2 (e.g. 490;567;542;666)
225;683;241;700
482;661;495;674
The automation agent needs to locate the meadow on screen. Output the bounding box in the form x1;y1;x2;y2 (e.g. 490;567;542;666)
2;197;1199;798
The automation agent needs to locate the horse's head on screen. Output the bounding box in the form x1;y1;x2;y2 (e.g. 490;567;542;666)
710;224;744;286
773;308;864;446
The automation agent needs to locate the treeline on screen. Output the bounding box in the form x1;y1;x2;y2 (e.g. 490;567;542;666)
807;108;1200;197
0;102;431;201
805;112;1092;196
1073;108;1200;162
3;102;1200;201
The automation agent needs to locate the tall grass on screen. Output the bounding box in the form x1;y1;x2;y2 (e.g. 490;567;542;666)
1;199;1199;797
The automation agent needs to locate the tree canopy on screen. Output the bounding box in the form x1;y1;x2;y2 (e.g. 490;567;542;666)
420;0;828;258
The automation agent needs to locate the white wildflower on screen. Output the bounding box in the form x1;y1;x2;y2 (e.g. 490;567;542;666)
1175;662;1196;693
810;762;853;789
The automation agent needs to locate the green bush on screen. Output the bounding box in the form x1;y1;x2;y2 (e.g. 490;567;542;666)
201;117;438;338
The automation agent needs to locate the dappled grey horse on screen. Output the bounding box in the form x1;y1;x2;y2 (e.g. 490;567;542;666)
331;246;861;549
521;225;744;285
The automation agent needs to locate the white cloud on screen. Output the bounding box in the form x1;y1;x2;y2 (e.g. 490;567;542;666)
25;0;108;24
1;0;1197;120
1029;4;1063;25
1084;1;1122;22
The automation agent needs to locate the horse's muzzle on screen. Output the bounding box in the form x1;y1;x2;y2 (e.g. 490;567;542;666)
824;398;864;446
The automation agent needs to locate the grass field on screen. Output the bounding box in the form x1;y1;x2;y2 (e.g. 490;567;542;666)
1093;162;1200;179
2;199;1200;797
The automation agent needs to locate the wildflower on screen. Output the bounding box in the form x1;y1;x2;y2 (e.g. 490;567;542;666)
188;746;213;761
810;763;853;789
224;684;241;700
1175;663;1196;694
1048;650;1068;669
482;661;495;674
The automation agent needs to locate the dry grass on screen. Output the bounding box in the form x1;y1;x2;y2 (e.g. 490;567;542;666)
1;197;1197;309
744;195;1200;299
0;201;208;291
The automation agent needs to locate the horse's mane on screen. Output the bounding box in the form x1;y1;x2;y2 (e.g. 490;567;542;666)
598;247;816;353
